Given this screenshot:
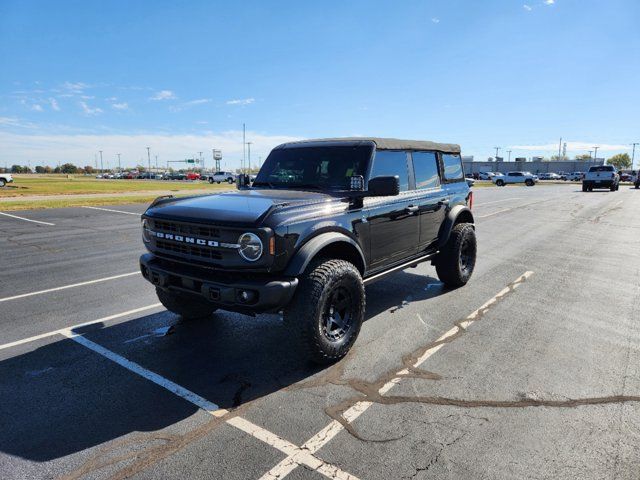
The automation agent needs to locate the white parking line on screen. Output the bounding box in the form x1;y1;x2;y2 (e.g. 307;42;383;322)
61;325;359;479
0;271;140;303
81;206;141;216
263;271;534;479
0;304;162;351
0;211;55;226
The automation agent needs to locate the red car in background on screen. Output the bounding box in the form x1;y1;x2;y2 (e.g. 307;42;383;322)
185;172;201;180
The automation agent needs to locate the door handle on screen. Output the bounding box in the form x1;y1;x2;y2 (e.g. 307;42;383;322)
405;205;419;214
438;199;450;206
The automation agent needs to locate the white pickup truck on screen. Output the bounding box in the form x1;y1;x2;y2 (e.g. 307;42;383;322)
0;173;13;187
207;171;236;184
493;171;538;187
582;165;619;192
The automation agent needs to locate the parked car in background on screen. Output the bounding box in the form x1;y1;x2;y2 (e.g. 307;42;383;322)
208;171;236;184
582;165;619;192
0;172;13;187
493;171;538;187
538;172;561;180
619;172;633;182
163;172;186;181
635;175;640;189
478;171;497;180
566;172;584;181
185;172;201;181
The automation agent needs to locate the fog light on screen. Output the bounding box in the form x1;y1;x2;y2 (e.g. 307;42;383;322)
237;289;257;303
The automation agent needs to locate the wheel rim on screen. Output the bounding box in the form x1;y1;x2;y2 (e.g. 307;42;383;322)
459;236;475;275
321;287;354;342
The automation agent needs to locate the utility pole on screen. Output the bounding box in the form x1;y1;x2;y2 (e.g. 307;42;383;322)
631;143;639;170
588;150;593;159
117;153;121;173
198;151;203;172
247;142;253;173
99;150;103;173
593;146;599;162
494;146;500;160
146;146;151;176
242;123;246;173
558;137;562;160
507;150;512;162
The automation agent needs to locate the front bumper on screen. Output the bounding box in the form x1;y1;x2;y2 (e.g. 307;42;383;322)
140;253;298;313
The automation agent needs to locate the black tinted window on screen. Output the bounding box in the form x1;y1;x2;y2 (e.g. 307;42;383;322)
412;151;440;190
369;151;409;191
589;166;614;172
442;154;464;180
255;145;372;190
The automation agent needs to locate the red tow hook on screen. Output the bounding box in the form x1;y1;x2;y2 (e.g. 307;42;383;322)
468;191;473;209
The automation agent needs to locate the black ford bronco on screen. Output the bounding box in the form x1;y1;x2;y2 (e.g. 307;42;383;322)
140;138;476;363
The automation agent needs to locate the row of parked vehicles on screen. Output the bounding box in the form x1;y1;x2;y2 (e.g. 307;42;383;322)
96;171;247;183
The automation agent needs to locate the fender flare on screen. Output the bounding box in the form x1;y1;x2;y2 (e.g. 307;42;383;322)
284;232;366;277
438;205;475;248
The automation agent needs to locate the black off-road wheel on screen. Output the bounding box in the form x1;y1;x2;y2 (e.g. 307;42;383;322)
435;223;477;288
156;287;217;320
284;259;365;364
610;184;616;192
635;183;639;189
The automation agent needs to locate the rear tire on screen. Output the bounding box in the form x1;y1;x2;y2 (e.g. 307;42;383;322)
0;179;5;188
435;223;477;288
227;177;234;184
156;287;217;320
525;179;534;186
208;177;214;184
284;259;365;364
496;179;504;187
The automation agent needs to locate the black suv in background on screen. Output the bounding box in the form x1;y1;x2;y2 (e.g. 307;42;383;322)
140;138;476;363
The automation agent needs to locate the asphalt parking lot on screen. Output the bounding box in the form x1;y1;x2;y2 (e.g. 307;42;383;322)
1;184;639;480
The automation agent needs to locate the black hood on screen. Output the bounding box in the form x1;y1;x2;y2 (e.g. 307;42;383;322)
144;189;340;226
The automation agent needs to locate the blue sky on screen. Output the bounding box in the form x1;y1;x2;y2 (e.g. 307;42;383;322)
1;0;639;169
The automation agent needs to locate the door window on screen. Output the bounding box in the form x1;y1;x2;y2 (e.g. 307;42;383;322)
411;151;440;190
441;154;464;181
369;151;409;192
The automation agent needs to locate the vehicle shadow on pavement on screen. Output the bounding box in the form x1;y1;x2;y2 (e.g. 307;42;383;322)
0;271;446;462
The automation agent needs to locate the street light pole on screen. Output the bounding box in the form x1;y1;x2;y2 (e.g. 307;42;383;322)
247;142;253;174
494;146;500;160
146;147;151;177
242;123;246;174
99;150;103;173
631;143;639;170
117;153;121;173
593;146;599;162
199;151;203;172
507;150;512;162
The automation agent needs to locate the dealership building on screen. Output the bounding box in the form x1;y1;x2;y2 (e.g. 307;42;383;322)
462;156;605;174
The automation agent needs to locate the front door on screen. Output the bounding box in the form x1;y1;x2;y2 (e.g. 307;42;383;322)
364;150;420;270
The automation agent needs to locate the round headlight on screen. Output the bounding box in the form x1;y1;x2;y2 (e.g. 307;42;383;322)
238;232;263;262
142;219;151;243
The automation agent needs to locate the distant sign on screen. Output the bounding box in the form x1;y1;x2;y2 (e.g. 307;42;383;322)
213;150;222;160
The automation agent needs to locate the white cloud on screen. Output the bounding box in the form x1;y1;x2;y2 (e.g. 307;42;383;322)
431;17;440;23
112;102;129;110
49;98;60;111
510;141;630;152
0;117;35;128
79;101;103;116
226;98;255;106
0;130;302;168
184;98;211;106
523;4;532;11
63;81;88;92
544;0;554;4
31;104;44;112
151;90;176;101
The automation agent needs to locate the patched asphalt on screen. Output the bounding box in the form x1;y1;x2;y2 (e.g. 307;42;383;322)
0;183;639;479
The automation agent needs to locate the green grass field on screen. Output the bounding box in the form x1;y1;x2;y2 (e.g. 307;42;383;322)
0;174;226;197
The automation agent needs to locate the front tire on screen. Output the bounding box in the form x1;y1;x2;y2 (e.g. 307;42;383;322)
495;179;504;187
525;179;534;186
435;223;477;288
582;183;588;192
208;177;214;184
156;287;217;320
284;259;365;364
0;179;5;188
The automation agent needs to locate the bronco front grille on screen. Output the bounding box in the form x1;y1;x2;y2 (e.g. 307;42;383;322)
156;240;223;260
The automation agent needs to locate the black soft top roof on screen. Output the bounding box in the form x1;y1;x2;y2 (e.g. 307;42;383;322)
275;137;461;154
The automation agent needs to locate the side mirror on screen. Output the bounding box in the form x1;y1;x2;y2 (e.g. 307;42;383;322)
236;174;250;189
368;175;400;196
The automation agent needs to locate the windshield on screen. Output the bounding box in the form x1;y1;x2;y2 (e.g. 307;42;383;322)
253;145;373;190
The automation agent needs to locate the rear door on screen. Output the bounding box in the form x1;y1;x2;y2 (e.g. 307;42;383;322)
364;150;420;270
410;151;447;250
